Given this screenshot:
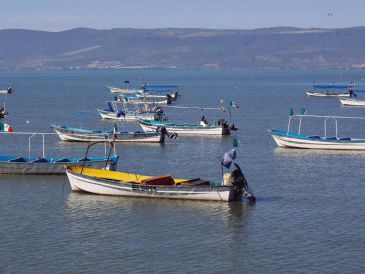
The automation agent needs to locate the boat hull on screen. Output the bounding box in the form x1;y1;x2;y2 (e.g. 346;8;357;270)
0;157;118;174
270;130;365;150
305;91;350;97
66;169;242;202
339;98;365;106
138;119;226;135
107;86;142;94
97;109;155;121
51;125;164;143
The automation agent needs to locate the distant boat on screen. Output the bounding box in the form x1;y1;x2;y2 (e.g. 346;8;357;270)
51;124;170;143
269;113;365;150
0;87;14;94
107;85;142;94
339;97;365;106
97;101;155;121
119;95;173;105
305;90;351;97
137;118;237;136
305;82;355;97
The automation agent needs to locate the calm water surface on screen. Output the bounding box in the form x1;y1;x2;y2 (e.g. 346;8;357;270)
0;69;364;273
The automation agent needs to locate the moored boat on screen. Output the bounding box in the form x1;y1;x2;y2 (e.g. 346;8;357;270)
339;97;365;106
97;101;155;121
305;82;355;97
107;85;143;94
0;133;119;174
305;90;351;97
51;124;172;143
137;117;237;136
0;155;118;174
269;113;365;150
66;149;255;202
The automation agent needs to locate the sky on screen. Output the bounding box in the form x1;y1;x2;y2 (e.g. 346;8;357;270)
1;0;365;31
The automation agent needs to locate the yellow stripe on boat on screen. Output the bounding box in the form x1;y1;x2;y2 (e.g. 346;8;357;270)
67;166;187;184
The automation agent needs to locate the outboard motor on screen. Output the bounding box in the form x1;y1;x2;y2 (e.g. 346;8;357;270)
229;123;238;131
7;87;14;94
230;163;255;202
116;110;125;118
166;94;173;105
156;126;177;142
218;118;230;135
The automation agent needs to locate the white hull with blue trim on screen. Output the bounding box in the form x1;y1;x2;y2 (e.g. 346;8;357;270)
97;108;155;121
270;130;365;150
51;125;165;143
339;98;365;106
137;118;229;135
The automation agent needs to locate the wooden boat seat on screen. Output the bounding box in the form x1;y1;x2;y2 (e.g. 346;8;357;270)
141;175;175;186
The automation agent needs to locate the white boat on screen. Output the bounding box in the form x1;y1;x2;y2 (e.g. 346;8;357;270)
97;101;155;121
137;118;237;136
51;125;169;143
305;90;351;97
119;95;173;105
269;113;365;150
304;82;356;97
0;133;118;174
107;85;143;94
0;87;14;94
66;149;255;202
339;98;365;106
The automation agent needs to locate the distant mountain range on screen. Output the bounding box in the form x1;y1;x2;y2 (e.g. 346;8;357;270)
1;27;365;70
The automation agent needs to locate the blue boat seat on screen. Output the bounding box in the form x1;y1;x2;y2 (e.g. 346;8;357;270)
308;135;321;139
31;158;49;163
55;158;70;162
325;137;337;140
339;137;351;141
78;157;90;162
8;157;26;162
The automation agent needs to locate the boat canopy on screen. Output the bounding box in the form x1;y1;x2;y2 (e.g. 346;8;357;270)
313;84;353;89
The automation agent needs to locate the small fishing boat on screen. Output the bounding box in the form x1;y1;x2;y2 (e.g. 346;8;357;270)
305;90;351;97
305;82;355;97
119;95;173;105
0;155;119;174
339;97;365;106
0;87;14;94
51;124;173;143
136;84;179;100
0;133;119;174
269;113;365;150
137;117;237;136
107;85;143;94
66;149;255;202
97;101;156;121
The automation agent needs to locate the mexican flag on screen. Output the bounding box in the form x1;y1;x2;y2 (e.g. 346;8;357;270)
0;122;13;132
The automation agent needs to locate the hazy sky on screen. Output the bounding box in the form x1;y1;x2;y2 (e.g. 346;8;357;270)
1;0;365;31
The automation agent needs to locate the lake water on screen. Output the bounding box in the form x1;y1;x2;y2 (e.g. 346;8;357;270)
0;69;365;273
